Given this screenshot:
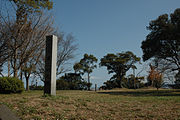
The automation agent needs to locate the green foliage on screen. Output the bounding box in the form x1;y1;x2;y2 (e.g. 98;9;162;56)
9;0;53;25
174;72;180;88
56;79;69;90
79;54;98;73
0;77;24;93
100;51;140;88
73;63;83;74
175;71;180;84
141;8;180;72
29;85;43;90
101;80;119;90
74;54;97;90
101;75;144;90
122;75;145;89
56;73;90;90
10;0;53;12
74;54;98;75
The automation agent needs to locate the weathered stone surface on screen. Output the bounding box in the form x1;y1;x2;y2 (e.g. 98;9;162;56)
0;105;19;120
44;35;57;96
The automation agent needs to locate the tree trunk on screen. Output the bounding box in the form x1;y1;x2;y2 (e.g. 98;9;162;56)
13;56;17;77
134;79;136;89
88;73;90;90
157;87;159;91
152;80;154;87
36;79;38;87
8;60;10;77
25;71;31;91
20;69;23;80
14;68;18;78
13;47;18;78
133;69;136;89
95;84;97;92
26;77;29;91
117;75;122;88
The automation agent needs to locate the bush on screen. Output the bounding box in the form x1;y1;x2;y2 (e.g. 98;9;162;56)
122;75;145;89
0;77;24;94
103;80;119;90
56;79;90;90
29;85;44;90
56;73;92;90
56;79;69;90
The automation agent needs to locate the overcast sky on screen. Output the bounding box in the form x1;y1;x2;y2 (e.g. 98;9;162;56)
52;0;180;87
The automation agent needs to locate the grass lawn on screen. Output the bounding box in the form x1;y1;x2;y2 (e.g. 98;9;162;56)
0;89;180;120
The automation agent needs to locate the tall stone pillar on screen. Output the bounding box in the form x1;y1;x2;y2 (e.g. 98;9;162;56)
44;35;57;96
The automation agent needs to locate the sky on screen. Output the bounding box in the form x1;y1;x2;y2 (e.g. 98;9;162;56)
51;0;180;87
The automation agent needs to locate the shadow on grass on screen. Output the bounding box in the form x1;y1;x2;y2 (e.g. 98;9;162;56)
97;89;180;97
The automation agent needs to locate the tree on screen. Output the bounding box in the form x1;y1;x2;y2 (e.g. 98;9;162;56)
0;0;53;78
0;11;55;90
73;62;83;74
56;33;78;76
74;54;98;90
100;51;140;88
1;0;53;24
35;33;77;82
9;0;53;13
147;64;156;86
154;76;163;90
0;13;33;77
121;74;144;89
0;0;54;90
141;8;180;84
0;20;10;76
147;64;163;90
174;71;180;88
102;79;119;90
9;0;53;28
0;0;78;91
101;74;144;90
150;58;176;84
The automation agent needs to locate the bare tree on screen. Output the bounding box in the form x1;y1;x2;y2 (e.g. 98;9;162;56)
0;1;77;90
0;5;55;90
20;13;55;91
56;33;78;76
0;18;9;76
35;33;78;83
151;58;177;84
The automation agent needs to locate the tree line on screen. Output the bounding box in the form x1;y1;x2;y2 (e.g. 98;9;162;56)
70;8;180;90
64;51;160;90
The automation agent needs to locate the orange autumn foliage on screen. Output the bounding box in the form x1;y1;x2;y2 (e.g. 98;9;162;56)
148;64;163;89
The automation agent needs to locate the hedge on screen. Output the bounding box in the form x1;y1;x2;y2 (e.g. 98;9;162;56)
0;77;24;94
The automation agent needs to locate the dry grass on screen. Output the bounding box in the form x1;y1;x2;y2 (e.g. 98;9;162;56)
0;89;180;120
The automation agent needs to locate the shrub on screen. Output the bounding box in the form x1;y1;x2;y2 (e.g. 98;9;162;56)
56;78;90;90
103;80;119;90
0;77;24;94
29;85;44;90
56;79;69;90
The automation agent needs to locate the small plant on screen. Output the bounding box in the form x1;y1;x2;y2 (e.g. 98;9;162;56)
0;77;24;94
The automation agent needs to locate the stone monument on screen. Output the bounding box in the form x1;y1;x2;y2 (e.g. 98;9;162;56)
44;35;57;96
